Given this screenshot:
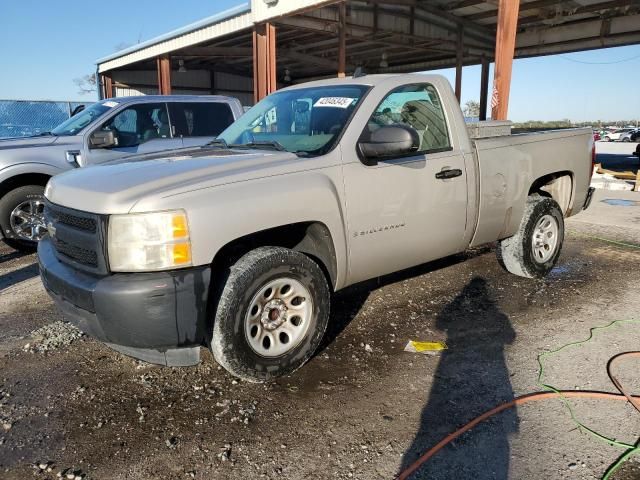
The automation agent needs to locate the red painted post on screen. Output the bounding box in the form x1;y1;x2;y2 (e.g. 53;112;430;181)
156;55;172;95
253;23;277;103
491;0;520;120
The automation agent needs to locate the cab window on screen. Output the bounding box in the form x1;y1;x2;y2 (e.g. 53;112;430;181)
367;83;451;153
169;102;235;137
98;103;170;147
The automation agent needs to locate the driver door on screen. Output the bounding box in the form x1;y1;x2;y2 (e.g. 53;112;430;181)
83;103;181;165
342;83;469;284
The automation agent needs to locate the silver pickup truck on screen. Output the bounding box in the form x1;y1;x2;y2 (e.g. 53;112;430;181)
38;74;595;381
0;95;243;251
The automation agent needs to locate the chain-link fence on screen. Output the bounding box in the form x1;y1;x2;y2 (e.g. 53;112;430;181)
0;100;93;138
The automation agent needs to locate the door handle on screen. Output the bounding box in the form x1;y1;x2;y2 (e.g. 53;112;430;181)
435;168;463;180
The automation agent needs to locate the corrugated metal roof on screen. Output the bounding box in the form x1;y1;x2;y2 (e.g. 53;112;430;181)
97;3;252;73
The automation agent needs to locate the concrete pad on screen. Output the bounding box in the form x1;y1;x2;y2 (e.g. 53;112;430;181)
567;188;640;246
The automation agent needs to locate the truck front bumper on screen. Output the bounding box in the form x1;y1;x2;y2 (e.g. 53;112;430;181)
38;237;211;366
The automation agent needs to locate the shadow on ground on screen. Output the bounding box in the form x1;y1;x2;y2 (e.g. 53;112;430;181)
318;248;490;355
399;277;518;479
0;249;29;264
0;263;39;291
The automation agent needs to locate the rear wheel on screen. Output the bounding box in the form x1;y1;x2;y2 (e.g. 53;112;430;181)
496;195;564;278
0;185;46;252
210;247;330;382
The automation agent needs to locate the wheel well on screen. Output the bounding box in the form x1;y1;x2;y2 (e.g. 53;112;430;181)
0;173;50;199
210;222;338;292
528;172;573;215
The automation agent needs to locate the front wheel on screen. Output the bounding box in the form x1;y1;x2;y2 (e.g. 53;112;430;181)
0;185;46;252
210;247;330;382
496;195;564;278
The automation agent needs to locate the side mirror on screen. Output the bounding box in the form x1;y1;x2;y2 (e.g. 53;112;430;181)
89;130;117;149
357;124;420;165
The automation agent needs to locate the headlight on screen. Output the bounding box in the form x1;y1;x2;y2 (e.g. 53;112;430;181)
108;210;192;272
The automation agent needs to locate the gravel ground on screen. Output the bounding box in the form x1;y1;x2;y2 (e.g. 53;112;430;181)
1;192;640;479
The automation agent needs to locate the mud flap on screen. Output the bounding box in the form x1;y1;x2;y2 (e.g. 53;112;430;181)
583;187;596;210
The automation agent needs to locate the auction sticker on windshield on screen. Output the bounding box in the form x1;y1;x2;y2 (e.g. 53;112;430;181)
102;101;119;108
314;97;355;109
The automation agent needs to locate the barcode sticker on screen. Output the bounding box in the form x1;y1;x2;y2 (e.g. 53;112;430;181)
314;97;355;109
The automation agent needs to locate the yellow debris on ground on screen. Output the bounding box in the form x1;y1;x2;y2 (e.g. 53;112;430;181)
404;340;448;355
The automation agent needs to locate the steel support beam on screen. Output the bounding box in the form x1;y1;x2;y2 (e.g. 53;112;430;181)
101;74;113;99
491;0;520;120
253;23;277;103
181;47;253;57
455;26;463;102
338;2;347;77
479;56;490;121
156;55;172;95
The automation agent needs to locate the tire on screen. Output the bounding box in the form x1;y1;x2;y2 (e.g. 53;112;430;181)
622;137;630;142
604;136;611;142
496;195;564;279
0;185;46;252
210;247;330;382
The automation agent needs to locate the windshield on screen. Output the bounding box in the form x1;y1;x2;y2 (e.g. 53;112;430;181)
217;85;369;156
51;101;116;136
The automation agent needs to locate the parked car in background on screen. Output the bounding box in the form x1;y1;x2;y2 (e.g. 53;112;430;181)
603;128;634;142
0;95;243;251
593;131;601;142
39;73;595;381
620;129;640;142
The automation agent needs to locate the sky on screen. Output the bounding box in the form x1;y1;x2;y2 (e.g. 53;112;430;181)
1;0;639;122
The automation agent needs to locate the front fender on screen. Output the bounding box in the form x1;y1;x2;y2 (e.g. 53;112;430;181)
0;162;67;186
134;167;350;290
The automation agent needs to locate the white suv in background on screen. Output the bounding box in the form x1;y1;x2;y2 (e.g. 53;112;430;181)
603;128;634;142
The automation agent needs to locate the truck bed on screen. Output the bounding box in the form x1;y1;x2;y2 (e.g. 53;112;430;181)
468;128;593;247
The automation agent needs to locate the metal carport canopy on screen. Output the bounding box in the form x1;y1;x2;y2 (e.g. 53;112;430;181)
95;0;640;119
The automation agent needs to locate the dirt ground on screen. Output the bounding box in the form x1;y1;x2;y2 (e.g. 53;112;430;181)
1;190;640;480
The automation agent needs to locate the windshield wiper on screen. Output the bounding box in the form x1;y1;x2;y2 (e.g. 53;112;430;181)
204;138;229;148
231;140;286;152
33;131;53;137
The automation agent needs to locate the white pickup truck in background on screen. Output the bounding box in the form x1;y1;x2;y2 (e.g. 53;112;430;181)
38;74;595;381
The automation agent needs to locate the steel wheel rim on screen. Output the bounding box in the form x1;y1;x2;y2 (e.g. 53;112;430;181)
244;277;313;358
9;198;46;241
531;214;559;263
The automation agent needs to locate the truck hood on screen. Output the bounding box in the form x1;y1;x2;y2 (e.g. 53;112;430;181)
45;148;309;214
0;135;59;150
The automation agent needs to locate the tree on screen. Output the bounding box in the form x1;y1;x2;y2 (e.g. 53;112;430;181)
463;100;480;119
73;73;97;95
